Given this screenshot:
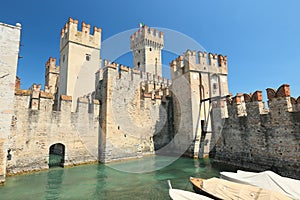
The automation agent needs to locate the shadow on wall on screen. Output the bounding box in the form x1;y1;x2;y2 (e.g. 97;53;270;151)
153;96;174;154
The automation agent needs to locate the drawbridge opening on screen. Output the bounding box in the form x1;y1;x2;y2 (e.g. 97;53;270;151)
49;143;65;168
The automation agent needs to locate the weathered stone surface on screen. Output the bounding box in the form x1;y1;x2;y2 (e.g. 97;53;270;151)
0;22;21;183
40;91;53;99
213;96;300;179
15;89;30;96
60;95;72;101
130;26;164;77
58;18;101;111
2;17;299;184
7;94;99;175
170;50;229;158
97;66;172;163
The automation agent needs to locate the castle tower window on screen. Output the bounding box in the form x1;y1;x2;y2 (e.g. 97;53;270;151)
137;62;140;68
86;54;91;61
213;83;217;90
149;48;152;51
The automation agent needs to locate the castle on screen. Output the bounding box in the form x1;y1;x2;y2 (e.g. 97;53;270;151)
0;18;299;184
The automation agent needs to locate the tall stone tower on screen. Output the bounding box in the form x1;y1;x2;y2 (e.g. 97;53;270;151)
130;25;164;77
58;18;101;111
45;57;59;95
170;50;229;158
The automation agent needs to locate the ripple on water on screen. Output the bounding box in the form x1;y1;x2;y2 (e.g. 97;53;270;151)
0;156;223;200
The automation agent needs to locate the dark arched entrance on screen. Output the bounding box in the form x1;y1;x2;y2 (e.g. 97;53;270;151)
49;143;65;168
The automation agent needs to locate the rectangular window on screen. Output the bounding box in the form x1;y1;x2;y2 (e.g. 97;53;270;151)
213;83;217;90
86;54;91;61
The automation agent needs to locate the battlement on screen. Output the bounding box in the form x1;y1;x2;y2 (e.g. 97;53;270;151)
45;57;59;74
100;60;171;102
214;85;300;178
130;25;164;50
170;50;228;77
219;84;300;119
266;84;290;100
14;84;99;116
102;59;171;86
45;57;59;96
60;17;101;50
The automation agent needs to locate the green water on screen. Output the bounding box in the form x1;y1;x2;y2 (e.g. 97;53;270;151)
0;156;222;200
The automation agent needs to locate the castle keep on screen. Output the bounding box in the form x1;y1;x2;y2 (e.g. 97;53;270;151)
0;18;299;183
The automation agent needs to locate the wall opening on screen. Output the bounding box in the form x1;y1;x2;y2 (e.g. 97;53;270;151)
49;143;65;168
86;54;91;61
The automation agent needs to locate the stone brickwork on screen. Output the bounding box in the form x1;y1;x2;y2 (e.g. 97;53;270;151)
2;17;300;184
7;87;99;175
96;62;173;163
58;18;102;111
130;25;164;77
45;57;59;100
0;22;21;183
169;50;229;158
213;84;300;179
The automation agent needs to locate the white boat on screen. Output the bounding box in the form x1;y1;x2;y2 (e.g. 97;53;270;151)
220;170;300;199
168;180;213;200
190;177;292;200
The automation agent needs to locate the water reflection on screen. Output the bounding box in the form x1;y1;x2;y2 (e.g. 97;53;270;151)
0;156;222;200
45;168;64;200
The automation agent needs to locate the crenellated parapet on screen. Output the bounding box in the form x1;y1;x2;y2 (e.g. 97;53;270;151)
11;92;100;175
224;91;265;119
219;84;299;121
102;60;171;85
101;60;171;102
30;84;42;110
60;17;101;50
140;80;171;101
290;96;300;112
214;84;300;179
45;57;59;74
45;57;59;96
170;50;228;78
130;25;164;50
266;84;294;113
14;84;99;116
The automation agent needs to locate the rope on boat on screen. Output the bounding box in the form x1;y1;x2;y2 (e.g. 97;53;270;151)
167;180;172;189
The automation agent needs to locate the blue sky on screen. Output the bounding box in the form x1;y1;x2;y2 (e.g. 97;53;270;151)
1;0;300;100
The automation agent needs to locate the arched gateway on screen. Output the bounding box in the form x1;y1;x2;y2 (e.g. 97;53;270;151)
49;143;65;168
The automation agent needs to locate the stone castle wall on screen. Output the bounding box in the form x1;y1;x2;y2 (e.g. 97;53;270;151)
0;22;21;183
97;62;173;163
7;87;99;175
2;18;300;184
213;84;300;179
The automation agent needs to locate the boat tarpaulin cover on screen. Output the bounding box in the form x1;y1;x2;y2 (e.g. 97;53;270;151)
202;177;292;200
220;170;300;199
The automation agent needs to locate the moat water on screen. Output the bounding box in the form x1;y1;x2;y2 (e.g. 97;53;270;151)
0;156;225;200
